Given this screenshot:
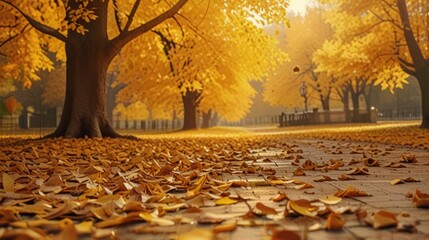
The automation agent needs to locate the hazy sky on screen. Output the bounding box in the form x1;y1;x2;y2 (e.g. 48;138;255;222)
289;0;313;15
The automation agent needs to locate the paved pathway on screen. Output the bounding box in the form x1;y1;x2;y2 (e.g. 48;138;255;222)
115;138;429;240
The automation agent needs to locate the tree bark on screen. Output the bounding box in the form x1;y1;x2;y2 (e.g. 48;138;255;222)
182;91;199;130
45;2;115;138
417;71;429;128
201;109;212;128
396;0;429;128
338;87;350;122
42;0;187;138
320;93;330;123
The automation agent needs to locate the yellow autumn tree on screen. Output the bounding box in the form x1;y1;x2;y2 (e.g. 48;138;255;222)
264;8;333;116
115;0;288;130
0;0;290;136
316;0;429;127
0;4;54;90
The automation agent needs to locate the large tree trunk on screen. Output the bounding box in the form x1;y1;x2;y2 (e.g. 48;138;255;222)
48;44;117;138
337;87;351;122
417;71;429;128
397;0;429;129
201;109;212;128
320;94;330;123
46;1;117;138
182;91;199;130
350;93;360;123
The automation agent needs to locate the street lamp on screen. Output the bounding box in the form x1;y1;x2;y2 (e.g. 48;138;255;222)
299;81;308;112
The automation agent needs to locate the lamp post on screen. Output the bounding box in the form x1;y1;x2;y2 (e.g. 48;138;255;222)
299;81;308;112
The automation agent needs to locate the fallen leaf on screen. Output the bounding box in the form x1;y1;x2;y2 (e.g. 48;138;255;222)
319;195;342;205
56;218;78;240
325;212;345;230
212;222;237;234
346;167;369;175
178;229;213;240
390;178;404;185
404;177;420;183
363;158;379;167
186;174;207;198
255;202;278;215
2;173;14;192
288;199;318;217
373;210;397;229
399;154;417;163
75;221;93;234
337;174;355;181
334;186;370;198
215;197;238;205
413;189;429;208
313;175;335;182
301;160;316;170
293;167;306;176
293;183;314;190
271;192;288;202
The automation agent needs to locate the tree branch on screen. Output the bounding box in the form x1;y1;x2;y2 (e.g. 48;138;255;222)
108;0;188;59
398;57;415;69
112;0;123;33
0;0;66;42
0;24;29;48
399;62;416;75
123;0;141;32
396;0;426;70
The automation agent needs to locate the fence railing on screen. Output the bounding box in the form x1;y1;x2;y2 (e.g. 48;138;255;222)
377;107;421;121
0;107;423;134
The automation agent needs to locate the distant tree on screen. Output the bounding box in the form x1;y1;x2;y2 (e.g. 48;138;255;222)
317;0;429;128
264;8;333;114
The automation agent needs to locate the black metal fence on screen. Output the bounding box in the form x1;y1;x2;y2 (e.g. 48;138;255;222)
377;107;421;121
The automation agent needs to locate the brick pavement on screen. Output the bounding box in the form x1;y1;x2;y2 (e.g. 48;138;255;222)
118;138;429;240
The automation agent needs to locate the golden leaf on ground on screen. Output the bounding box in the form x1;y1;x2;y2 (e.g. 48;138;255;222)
314;175;334;182
215;197;238;205
301;160;316;170
337;174;355;181
293;167;305;176
75;221;93;234
0;228;47;239
186;174;207;198
373;210;397;229
255;202;278;215
2;173;14;192
413;189;429;208
271;192;288;202
319;195;342;205
325;212;345;230
403;177;420;183
178;229;213;240
10;219;61;230
384;162;407;168
293;183;314;190
288;199;318;217
334;186;370;198
212;222;237;234
399;154;417;163
346;167;369;175
363;158;379;167
94;212;146;228
390;178;404;185
198;212;244;224
56;218;78;240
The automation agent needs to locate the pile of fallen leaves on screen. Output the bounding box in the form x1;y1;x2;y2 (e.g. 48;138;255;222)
0;132;428;239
